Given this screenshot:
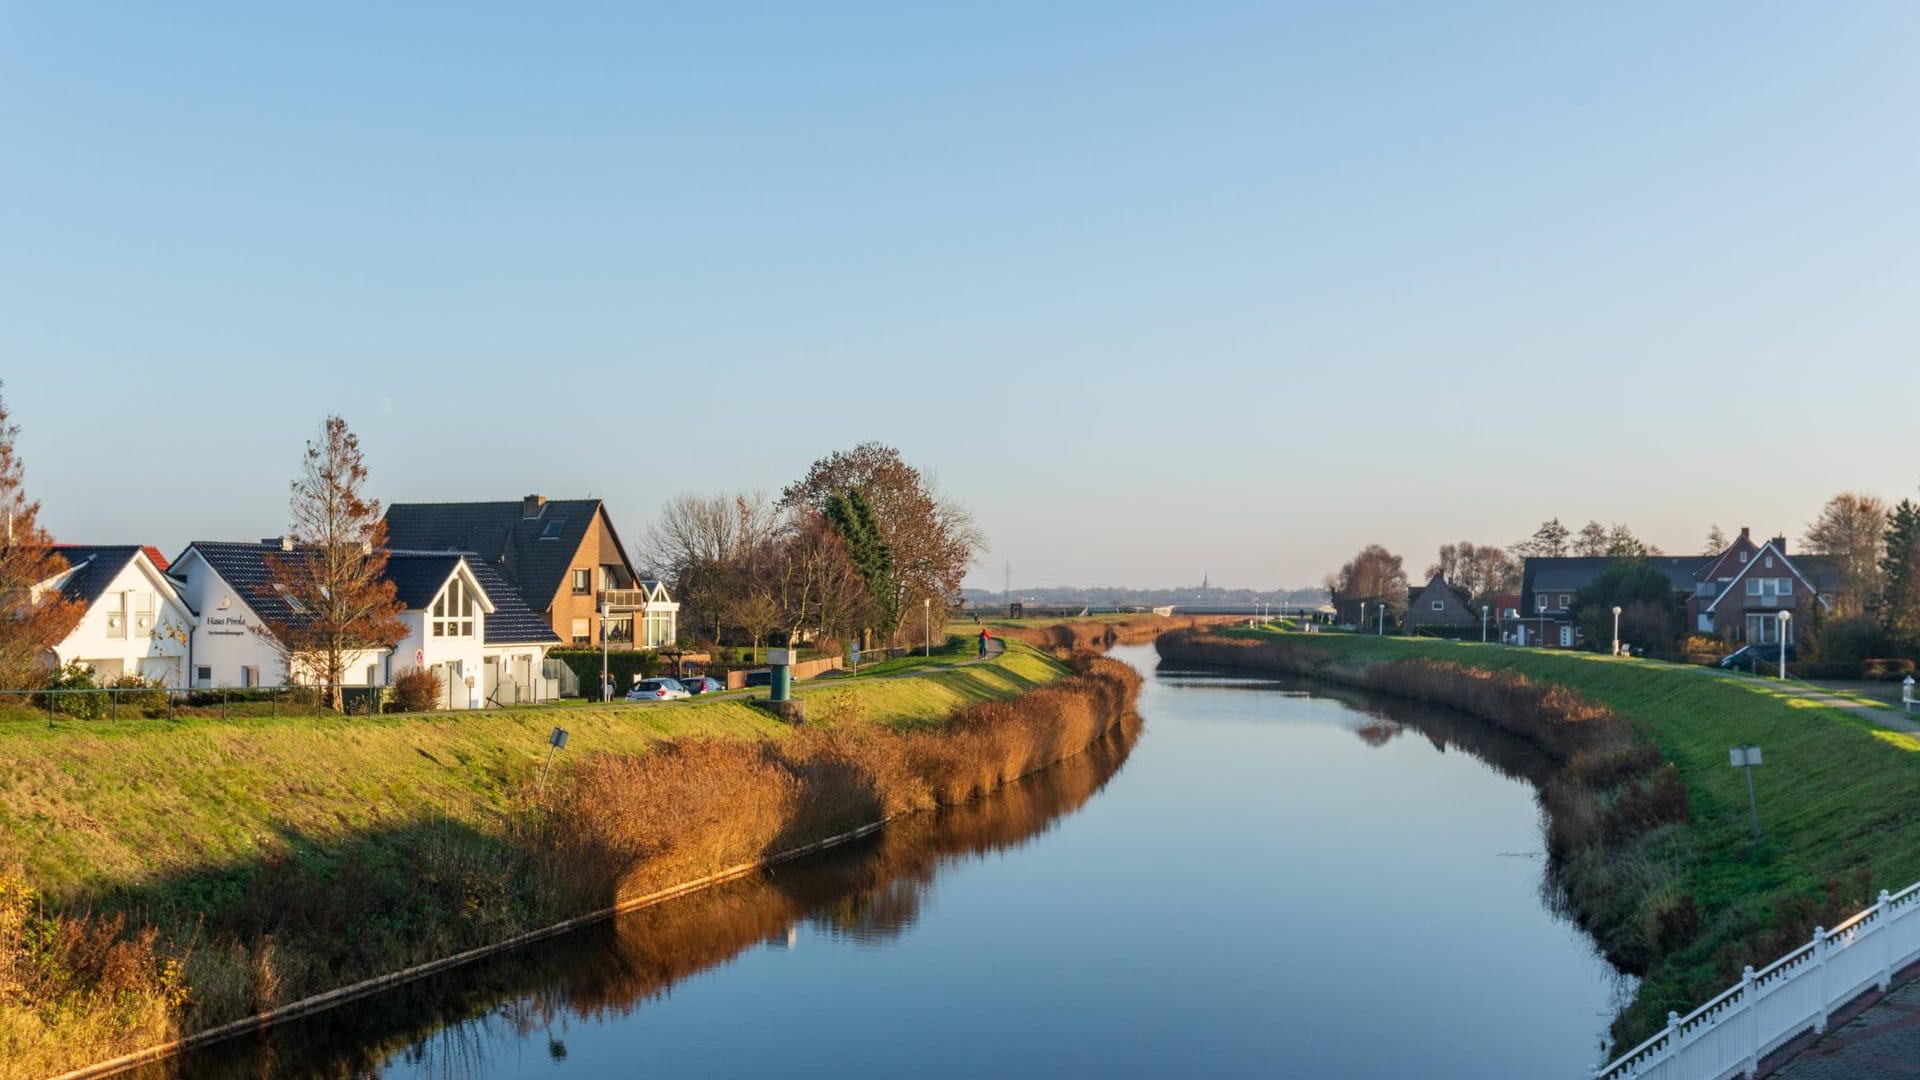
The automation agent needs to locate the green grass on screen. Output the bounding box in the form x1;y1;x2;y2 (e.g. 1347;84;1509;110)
1226;627;1920;1037
0;640;1068;902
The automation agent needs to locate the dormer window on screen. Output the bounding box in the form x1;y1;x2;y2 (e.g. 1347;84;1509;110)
432;578;476;637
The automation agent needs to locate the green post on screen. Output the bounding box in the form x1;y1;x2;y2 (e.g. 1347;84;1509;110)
768;647;794;702
110;688;117;722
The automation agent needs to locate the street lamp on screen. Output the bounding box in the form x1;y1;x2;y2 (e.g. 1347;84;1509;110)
599;600;611;702
1481;604;1489;643
1612;605;1623;657
923;597;931;658
1778;610;1791;680
1377;602;1385;636
1357;601;1365;631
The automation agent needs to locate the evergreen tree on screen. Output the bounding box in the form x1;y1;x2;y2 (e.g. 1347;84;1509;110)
826;487;899;643
1881;499;1920;648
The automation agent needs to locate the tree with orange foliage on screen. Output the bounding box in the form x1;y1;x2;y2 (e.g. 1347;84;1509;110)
260;416;408;709
0;385;81;689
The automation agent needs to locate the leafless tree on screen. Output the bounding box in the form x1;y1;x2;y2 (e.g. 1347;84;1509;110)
1804;493;1889;615
261;416;408;708
1328;544;1409;623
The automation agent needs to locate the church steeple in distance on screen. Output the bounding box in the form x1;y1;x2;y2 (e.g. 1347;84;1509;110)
1202;570;1210;591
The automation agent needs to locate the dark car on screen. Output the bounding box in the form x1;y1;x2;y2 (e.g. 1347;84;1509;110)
679;676;724;695
743;669;772;688
1719;644;1798;670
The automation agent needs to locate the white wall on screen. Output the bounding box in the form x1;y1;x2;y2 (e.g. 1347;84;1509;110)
173;548;387;689
52;556;192;685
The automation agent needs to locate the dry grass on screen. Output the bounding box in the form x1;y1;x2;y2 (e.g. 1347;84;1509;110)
992;614;1238;656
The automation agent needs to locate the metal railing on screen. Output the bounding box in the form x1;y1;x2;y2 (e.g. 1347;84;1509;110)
1594;878;1920;1078
1;684;388;728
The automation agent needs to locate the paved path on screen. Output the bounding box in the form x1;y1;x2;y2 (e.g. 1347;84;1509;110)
1657;660;1920;734
1769;971;1920;1078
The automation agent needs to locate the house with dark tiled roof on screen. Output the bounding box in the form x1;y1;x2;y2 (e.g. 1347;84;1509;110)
1402;575;1476;631
166;539;560;706
383;495;677;649
32;545;193;683
1515;527;1840;649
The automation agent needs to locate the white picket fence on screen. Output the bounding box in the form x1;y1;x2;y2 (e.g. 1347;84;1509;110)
1595;878;1920;1078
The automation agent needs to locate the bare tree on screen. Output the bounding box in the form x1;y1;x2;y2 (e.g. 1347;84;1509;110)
1805;493;1889;616
724;588;784;663
1703;524;1729;555
0;385;81;688
1427;541;1520;608
261;416;408;708
642;491;778;640
1328;544;1409;624
1572;520;1610;557
1512;518;1570;559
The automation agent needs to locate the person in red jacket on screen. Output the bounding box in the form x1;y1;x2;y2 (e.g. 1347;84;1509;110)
978;627;992;658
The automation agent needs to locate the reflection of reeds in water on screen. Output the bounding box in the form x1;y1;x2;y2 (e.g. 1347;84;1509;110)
144;710;1145;1080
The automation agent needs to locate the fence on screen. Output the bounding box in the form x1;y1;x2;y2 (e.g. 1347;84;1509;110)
1595;878;1920;1078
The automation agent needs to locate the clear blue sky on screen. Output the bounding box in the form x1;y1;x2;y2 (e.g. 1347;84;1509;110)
3;3;1915;589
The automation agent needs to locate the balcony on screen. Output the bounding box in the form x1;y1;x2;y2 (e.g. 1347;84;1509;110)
599;589;652;611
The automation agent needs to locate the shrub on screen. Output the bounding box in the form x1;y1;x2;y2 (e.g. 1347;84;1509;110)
391;667;444;713
1818;615;1887;665
1862;658;1917;681
35;660;104;720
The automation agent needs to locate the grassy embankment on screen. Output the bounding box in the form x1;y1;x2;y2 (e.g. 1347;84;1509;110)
0;636;1146;1079
1158;628;1920;1051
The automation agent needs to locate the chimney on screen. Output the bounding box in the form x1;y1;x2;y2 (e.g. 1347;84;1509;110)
1739;527;1751;543
1772;535;1787;554
262;536;295;552
523;495;547;519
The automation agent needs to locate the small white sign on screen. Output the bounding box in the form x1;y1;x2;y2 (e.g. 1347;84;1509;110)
1729;745;1763;768
766;648;796;666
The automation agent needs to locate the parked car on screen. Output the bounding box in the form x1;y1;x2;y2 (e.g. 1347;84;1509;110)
627;678;690;701
743;669;772;688
1719;644;1798;670
679;675;724;695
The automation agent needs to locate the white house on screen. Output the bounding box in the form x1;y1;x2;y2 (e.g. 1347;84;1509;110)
167;539;558;708
36;545;193;684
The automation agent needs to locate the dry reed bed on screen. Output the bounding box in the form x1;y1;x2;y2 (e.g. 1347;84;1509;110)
0;654;1140;1080
994;614;1239;656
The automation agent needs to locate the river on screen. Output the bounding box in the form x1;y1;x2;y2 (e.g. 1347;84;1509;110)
141;643;1627;1079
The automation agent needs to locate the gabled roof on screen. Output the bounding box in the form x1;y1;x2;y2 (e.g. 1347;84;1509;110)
467;559;563;646
1410;575;1472;608
47;546;170;608
381;552;491;612
177;543;531;637
1521;556;1706;601
382;499;635;612
1703;541;1834;613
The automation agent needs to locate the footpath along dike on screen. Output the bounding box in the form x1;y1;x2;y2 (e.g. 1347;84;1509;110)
1156;627;1920;1056
0;627;1163;1080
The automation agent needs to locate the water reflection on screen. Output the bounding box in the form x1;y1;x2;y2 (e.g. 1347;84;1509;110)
142;713;1145;1080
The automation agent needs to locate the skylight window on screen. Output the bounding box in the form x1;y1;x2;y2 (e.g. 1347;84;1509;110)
540;519;566;540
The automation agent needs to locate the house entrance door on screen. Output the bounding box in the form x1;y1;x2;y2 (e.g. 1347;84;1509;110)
1559;624;1574;648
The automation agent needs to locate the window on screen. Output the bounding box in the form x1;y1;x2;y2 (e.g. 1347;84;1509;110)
1559;594;1571;608
1747;578;1762;596
571;616;590;645
432;578;476;637
105;593;127;639
241;666;259;688
1739;551;1749;563
194;666;212;687
1431;600;1444;611
1778;578;1793;596
1536;595;1548;612
367;664;380;687
541;518;567;540
604;615;633;643
572;568;591;593
1765;556;1774;568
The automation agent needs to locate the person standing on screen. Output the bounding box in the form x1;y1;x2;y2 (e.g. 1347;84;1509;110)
978;627;991;658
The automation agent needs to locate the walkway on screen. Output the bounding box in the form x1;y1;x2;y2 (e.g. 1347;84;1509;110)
1767;964;1920;1077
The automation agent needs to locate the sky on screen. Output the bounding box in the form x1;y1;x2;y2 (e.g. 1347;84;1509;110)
2;3;1916;591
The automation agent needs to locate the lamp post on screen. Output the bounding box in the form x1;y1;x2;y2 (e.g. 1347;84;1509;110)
1377;602;1385;636
599;600;611;702
1481;604;1489;643
1778;610;1791;680
1357;601;1365;631
923;597;931;658
1612;605;1623;657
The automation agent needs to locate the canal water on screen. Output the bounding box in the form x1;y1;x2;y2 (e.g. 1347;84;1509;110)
146;644;1626;1079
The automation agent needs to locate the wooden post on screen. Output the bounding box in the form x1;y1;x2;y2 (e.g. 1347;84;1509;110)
1740;966;1760;1078
1813;927;1830;1034
1879;891;1896;990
